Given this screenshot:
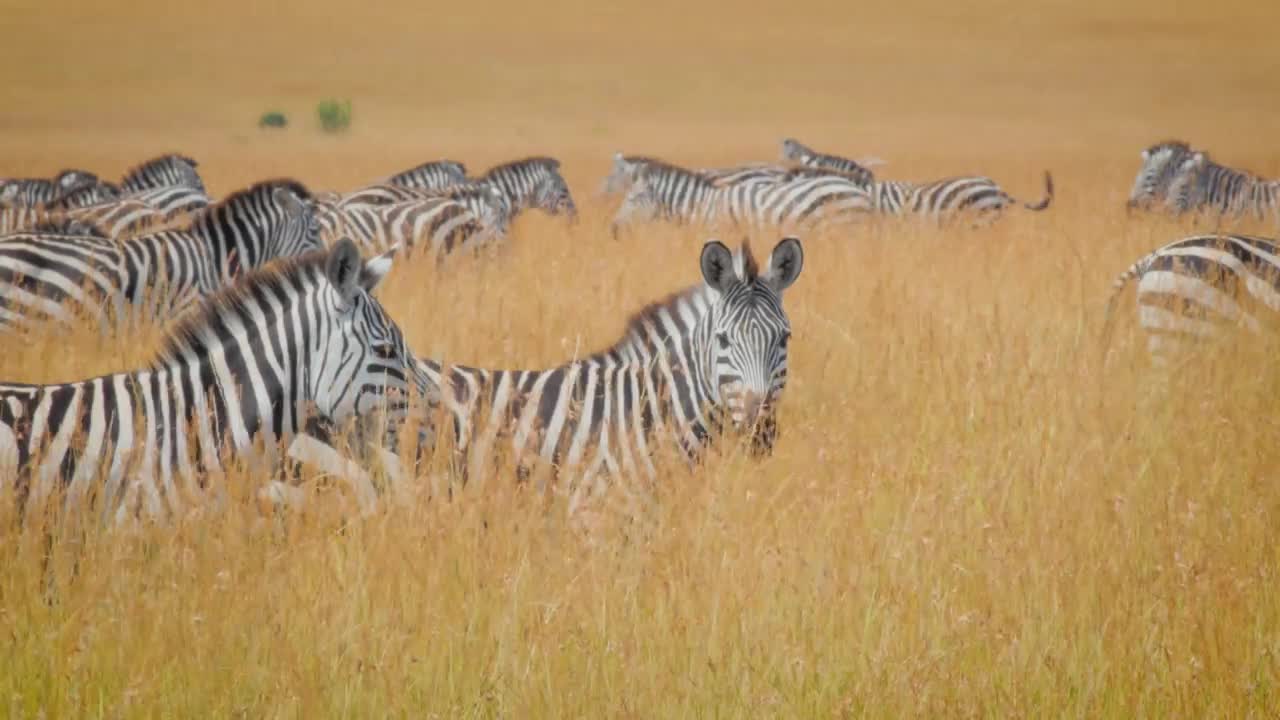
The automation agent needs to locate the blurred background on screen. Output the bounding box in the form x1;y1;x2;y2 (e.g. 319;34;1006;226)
5;0;1278;189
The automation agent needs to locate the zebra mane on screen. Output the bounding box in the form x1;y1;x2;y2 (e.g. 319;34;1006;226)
150;250;327;369
608;243;759;354
483;157;562;175
633;158;717;188
190;178;311;232
1146;139;1193;153
120;153;204;191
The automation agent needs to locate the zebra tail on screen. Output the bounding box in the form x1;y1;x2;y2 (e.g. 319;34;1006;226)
1099;260;1143;364
1024;171;1054;211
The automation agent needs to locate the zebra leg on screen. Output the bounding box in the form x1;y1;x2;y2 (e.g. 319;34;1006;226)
282;433;379;516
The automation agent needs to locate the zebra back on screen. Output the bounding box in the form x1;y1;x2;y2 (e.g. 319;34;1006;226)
317;196;491;257
1102;233;1280;364
119;153;205;194
49;182;122;209
386;159;468;190
780;138;876;186
1166;151;1279;221
0;179;59;208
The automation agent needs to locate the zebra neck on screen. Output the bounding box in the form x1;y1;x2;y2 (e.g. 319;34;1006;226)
189;199;279;278
150;334;302;456
118;232;223;309
618;284;721;454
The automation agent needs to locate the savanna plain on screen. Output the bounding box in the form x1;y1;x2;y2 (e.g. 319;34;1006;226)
4;0;1280;716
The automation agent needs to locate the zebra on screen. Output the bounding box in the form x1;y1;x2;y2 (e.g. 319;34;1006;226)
1102;233;1280;364
339;182;511;233
779;138;878;186
474;157;577;220
49;181;122;209
0;179;59;209
0;238;426;523
316;195;496;258
408;237;803;514
859;172;1054;222
0;179;320;332
49;185;213;238
1;208;55;236
1127;140;1196;211
600;153;788;197
610;162;872;234
1;186;203;239
1164;151;1280;224
119;153;205;194
385;159;468;190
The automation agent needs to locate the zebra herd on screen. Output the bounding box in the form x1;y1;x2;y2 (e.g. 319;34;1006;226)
0;152;803;523
605;138;1054;235
1111;139;1280;364
0;136;1278;525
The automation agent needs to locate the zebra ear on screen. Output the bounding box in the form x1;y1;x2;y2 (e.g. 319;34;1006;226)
764;237;804;293
359;247;396;293
273;187;307;217
326;238;365;304
700;240;735;291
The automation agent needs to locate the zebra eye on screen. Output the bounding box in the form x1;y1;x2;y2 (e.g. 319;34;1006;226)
371;342;399;360
779;332;791;348
716;332;731;350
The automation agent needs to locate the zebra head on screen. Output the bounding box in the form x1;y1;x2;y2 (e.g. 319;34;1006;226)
1164;151;1210;214
308;239;424;440
1128;140;1193;210
699;237;804;455
269;185;325;257
609;175;663;237
532;166;577;220
602;152;644;196
780;138;813;163
54;169;98;196
480;184;514;236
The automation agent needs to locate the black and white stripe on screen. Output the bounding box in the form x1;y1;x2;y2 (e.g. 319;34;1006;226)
49;182;122;210
385;159;468;190
476;157;576;220
1127;140;1195;211
601;153;788;197
1165;152;1280;224
3;185;209;239
119;153;205;194
1103;233;1280;363
0;180;320;331
780;138;878;186
414;238;803;511
0;170;101;208
862;172;1053;221
0;239;423;523
55;185;212;238
610;162;872;233
316;195;495;258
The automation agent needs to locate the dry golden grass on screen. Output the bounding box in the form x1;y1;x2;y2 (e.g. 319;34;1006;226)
4;0;1280;715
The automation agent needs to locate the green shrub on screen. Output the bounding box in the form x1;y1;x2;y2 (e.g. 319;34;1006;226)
316;99;352;133
258;111;288;129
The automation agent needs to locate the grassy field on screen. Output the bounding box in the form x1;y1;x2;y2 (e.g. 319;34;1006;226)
4;0;1280;715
